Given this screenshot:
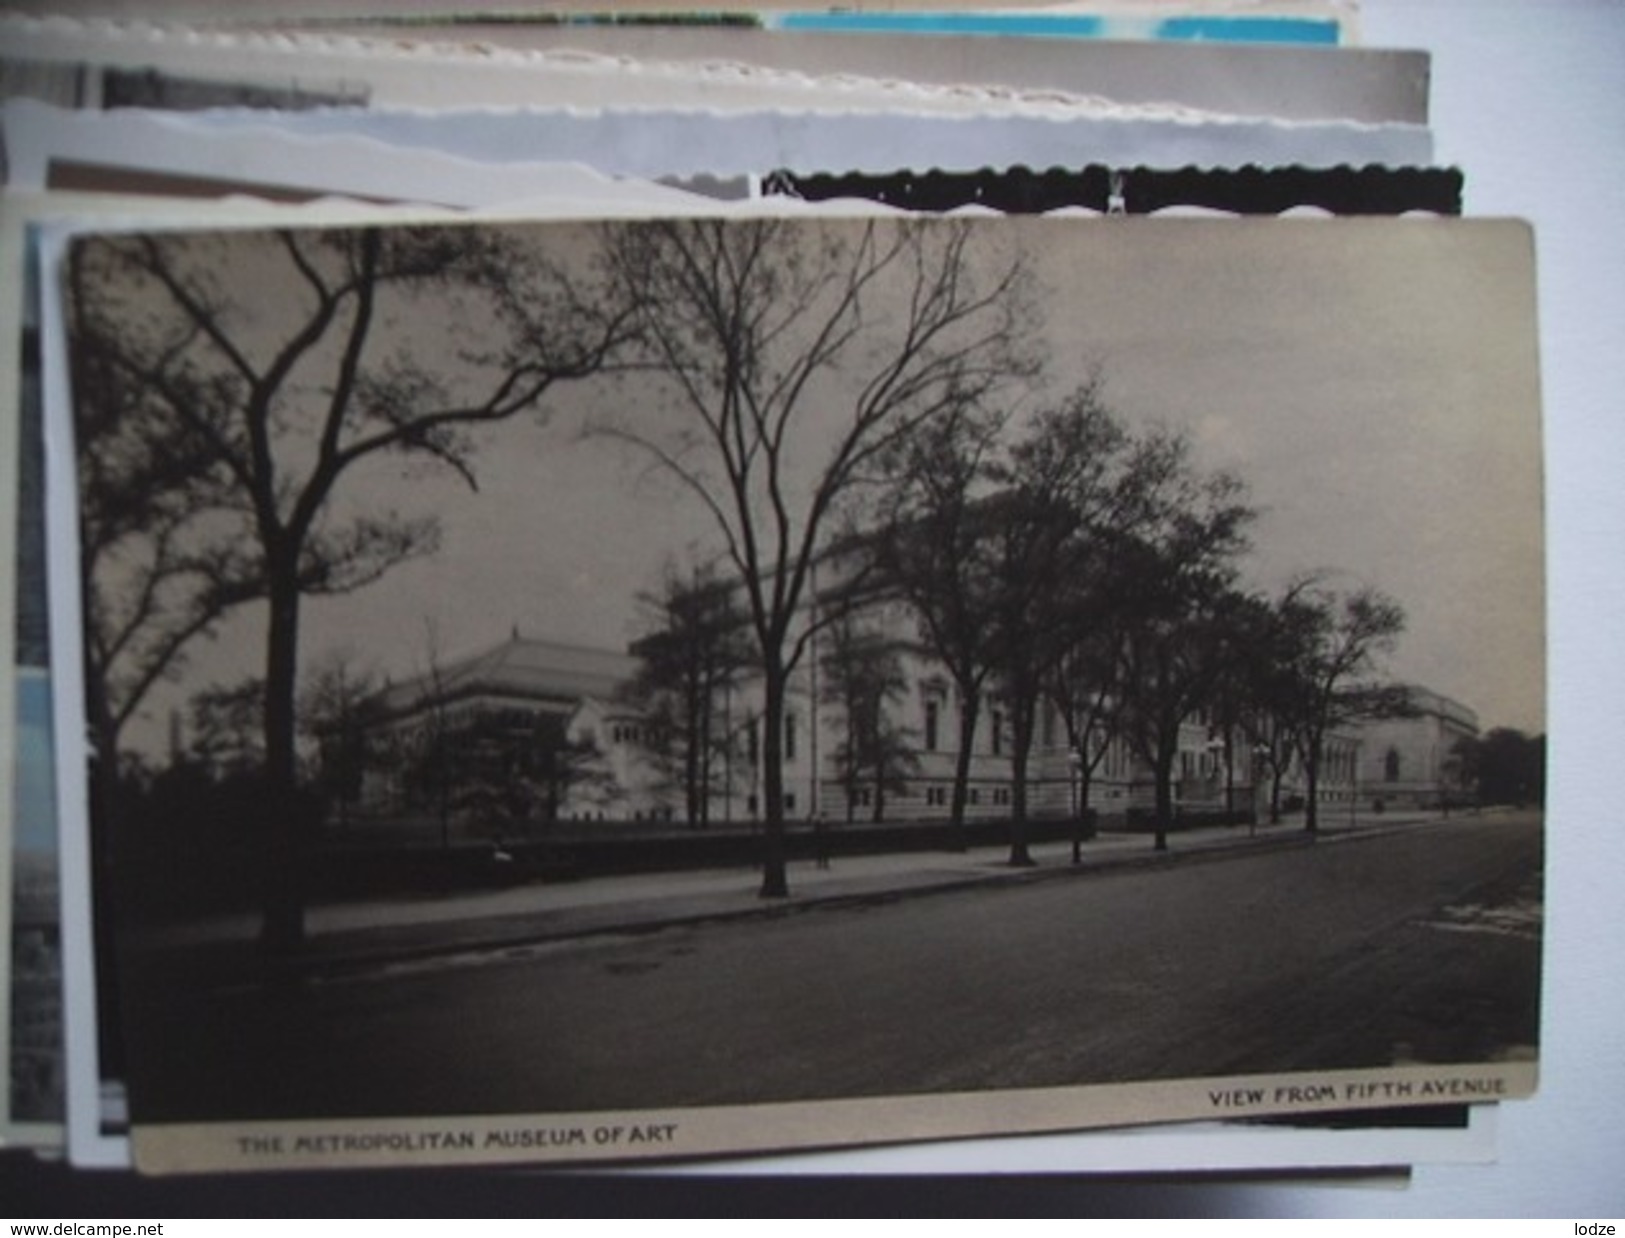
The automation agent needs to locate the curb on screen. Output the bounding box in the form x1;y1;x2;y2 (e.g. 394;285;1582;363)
234;814;1441;986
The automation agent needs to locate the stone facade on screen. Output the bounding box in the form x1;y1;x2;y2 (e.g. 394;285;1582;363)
353;621;1391;831
1356;685;1480;812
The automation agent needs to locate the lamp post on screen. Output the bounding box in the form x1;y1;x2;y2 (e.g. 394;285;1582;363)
1350;738;1360;830
1251;740;1270;837
1204;734;1227;824
1069;745;1085;864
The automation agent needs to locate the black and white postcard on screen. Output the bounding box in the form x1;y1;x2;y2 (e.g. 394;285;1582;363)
45;213;1543;1173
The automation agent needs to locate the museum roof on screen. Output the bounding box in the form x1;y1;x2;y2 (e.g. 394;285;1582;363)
1396;683;1480;729
373;632;639;719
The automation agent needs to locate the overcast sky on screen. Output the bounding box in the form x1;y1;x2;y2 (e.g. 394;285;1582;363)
94;214;1543;744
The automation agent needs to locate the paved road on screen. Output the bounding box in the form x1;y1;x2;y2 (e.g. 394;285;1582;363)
124;812;1541;1122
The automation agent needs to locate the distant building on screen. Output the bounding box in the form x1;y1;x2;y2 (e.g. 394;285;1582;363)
357;631;668;824
1357;684;1480;812
348;619;1411;833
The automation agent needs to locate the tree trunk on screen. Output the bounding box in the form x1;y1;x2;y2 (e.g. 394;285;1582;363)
1223;731;1236;818
1072;762;1095;864
259;567;308;952
947;691;980;850
1304;741;1321;834
1007;698;1036;867
1152;739;1177;853
696;694;711;829
685;692;703;828
758;668;789;898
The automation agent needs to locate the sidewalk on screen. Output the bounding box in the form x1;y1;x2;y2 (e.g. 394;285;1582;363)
136;809;1488;981
136;806;1467;979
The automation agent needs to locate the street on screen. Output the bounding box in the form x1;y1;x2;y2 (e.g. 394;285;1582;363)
123;813;1541;1123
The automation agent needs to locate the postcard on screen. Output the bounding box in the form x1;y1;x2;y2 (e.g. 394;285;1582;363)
41;211;1541;1172
235;24;1425;125
0;11;1355;119
1;96;1434;210
6;186;1501;1175
9;188;730;1167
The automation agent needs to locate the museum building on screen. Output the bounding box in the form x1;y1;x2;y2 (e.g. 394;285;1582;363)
1356;684;1480;812
343;622;1447;833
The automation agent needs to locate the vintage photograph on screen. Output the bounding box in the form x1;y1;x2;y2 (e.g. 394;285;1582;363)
51;213;1543;1171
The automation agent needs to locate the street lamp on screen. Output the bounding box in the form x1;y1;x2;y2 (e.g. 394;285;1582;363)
1204;734;1227;823
1350;738;1360;830
1250;741;1270;837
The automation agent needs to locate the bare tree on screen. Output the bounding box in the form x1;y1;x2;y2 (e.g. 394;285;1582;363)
871;402;1005;847
1244;582;1329;825
69;224;634;947
1471;727;1544;807
67;245;262;778
1280;582;1407;833
411;618;458;868
185;677;266;780
624;560;753;828
1110;434;1255;852
980;384;1149;866
1045;618;1129;862
299;651;382;829
820;614;916;823
595;217;1036;897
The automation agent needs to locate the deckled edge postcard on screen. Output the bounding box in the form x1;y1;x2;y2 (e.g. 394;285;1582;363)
39;210;1542;1173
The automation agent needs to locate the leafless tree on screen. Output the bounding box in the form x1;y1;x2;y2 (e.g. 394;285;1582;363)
299;650;382;829
68;223;635;947
1110;433;1255;852
1279;582;1407;833
980;384;1147;866
67;244;262;777
820;614;916;823
624;560;754;829
594;217;1036;897
871;402;1004;847
1046;619;1130;861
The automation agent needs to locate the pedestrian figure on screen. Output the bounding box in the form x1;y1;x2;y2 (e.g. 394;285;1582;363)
814;810;830;870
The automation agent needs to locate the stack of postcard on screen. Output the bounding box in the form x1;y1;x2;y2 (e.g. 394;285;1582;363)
0;0;1543;1185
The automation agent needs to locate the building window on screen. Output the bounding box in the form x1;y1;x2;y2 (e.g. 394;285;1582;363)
991;709;1003;756
924;699;940;752
968;787;980;806
993;786;1010;806
785;712;798;763
1385;748;1401;782
783;792;797;813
